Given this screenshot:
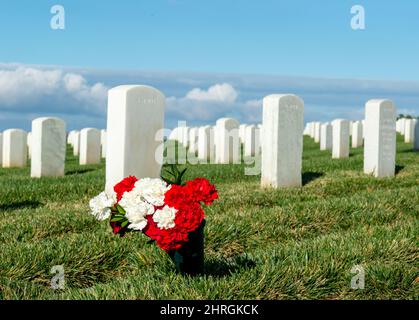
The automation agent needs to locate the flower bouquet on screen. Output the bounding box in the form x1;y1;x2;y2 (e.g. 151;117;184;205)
89;165;218;275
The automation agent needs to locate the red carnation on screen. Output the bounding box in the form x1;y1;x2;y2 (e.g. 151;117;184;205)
164;184;192;209
186;178;218;205
114;176;138;202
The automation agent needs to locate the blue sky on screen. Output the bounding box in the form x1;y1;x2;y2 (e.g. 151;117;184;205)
0;0;418;130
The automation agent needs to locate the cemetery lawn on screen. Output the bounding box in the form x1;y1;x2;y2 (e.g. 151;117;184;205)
0;135;418;300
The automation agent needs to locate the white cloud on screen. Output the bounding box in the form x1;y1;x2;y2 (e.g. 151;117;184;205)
185;83;238;103
0;65;108;113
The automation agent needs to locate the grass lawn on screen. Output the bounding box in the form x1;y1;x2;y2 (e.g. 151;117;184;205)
0;134;418;300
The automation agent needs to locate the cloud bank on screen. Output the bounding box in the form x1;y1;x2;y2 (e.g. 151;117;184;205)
0;63;418;131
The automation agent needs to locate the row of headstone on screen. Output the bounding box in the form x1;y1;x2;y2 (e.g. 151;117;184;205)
305;119;365;154
398;117;419;146
305;100;419;178
1;84;415;193
68;128;107;164
169;120;262;164
1;120;108;177
1;118;66;177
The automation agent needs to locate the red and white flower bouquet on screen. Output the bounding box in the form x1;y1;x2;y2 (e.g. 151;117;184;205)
89;166;218;275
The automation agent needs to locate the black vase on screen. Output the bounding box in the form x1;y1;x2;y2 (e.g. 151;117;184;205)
168;220;205;276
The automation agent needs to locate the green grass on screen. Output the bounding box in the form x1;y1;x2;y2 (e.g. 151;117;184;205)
0;135;418;300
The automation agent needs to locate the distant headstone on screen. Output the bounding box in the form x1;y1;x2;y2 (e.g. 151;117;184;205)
182;127;190;148
215;118;240;164
396;119;401;133
261;94;304;188
31;117;66;178
101;129;107;159
414;120;419;150
399;118;406;136
105;85;165;193
0;133;2;166
320;123;332;150
188;127;199;155
404;119;416;143
244;124;257;157
332;119;350;159
79;128;101;165
169;127;181;142
27;132;32;159
239;124;247;144
72;131;80;156
309;122;315;138
198;125;214;162
314;122;321;143
2;129;27;168
362;120;366;138
364;99;396;178
352;121;363;148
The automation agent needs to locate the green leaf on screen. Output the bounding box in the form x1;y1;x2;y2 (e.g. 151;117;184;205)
110;216;125;222
121;220;129;228
115;204;126;215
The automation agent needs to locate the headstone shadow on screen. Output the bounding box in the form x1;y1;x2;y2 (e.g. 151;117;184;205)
302;171;324;186
0;200;43;211
395;165;405;175
65;168;96;175
204;255;256;278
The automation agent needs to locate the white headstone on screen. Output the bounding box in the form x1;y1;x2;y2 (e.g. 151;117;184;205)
399;118;406;136
320;123;332;151
0;133;2;166
404;119;416;143
2;129;27;168
67;130;77;146
30;117;66;178
314;122;321;143
79;128;101;165
244;124;257;157
257;124;263;155
352;121;363;148
414;119;419;150
239;124;247;144
362;119;366;138
101;129;107;159
364;99;396;178
261;94;304;188
309;122;315;138
215;118;240;164
198;125;214;162
188;127;199;155
396;119;401;133
27;132;32;159
72;131;80;156
332;119;350;159
182;127;190;148
169;127;181;142
105;85;165;193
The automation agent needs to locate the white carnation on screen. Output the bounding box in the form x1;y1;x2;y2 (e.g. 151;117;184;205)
153;205;177;230
89;192;114;221
120;189;155;231
134;178;170;207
